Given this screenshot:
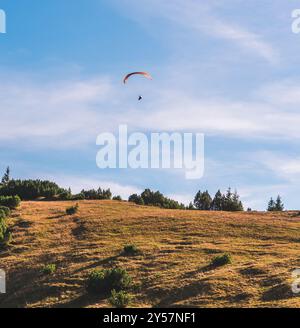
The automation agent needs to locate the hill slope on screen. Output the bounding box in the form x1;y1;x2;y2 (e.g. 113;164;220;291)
1;200;300;308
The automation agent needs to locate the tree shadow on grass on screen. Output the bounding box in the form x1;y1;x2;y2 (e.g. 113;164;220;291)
180;264;218;280
261;283;294;302
57;293;107;308
72;256;120;274
154;280;212;308
0;268;53;308
47;214;68;220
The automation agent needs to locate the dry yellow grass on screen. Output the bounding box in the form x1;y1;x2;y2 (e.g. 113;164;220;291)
1;200;300;308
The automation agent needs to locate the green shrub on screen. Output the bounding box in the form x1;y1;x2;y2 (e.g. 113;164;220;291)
0;195;21;209
0;217;7;237
0;217;11;247
0;222;7;241
59;191;72;200
0;205;12;247
210;254;232;267
86;268;132;295
41;264;57;275
108;290;132;308
0;206;10;217
1;231;12;246
66;204;79;215
86;270;105;294
0;211;6;221
122;244;140;256
72;193;85;201
112;196;122;201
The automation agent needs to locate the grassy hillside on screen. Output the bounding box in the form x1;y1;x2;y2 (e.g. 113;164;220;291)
1;200;300;308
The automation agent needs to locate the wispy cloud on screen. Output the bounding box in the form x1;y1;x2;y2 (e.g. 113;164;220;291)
257;80;300;106
0;74;117;147
128;86;300;140
2;72;300;148
253;151;300;182
112;0;279;64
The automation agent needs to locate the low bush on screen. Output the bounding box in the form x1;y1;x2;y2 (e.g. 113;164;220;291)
58;191;72;201
86;268;132;295
0;211;6;221
0;218;11;247
0;218;7;241
0;196;21;209
86;270;105;294
122;244;141;256
41;264;57;275
210;254;232;267
66;204;79;215
1;231;12;246
72;194;85;201
0;205;12;247
108;290;132;308
0;206;10;217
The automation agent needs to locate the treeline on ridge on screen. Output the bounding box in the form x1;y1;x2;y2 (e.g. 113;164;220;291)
129;189;186;210
192;189;244;212
0;167;285;212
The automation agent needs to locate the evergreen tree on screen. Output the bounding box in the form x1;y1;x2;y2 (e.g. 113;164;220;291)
275;195;284;212
232;190;244;211
1;167;10;186
188;202;195;210
129;189;184;209
194;191;201;209
211;190;223;211
223;188;233;211
267;198;276;212
222;188;244;211
0;179;65;200
194;190;212;210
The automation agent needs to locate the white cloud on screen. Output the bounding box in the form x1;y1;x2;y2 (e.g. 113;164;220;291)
3;72;300;149
167;193;194;206
238;183;289;210
127;88;300;140
111;0;279;64
257;80;300;106
0;74;120;147
253;151;300;182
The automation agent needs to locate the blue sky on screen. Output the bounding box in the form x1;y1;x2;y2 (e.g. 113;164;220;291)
1;0;300;209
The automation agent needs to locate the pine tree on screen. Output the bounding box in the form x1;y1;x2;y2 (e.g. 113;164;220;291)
1;167;10;186
194;190;212;210
232;190;244;211
211;190;223;211
222;188;244;211
222;188;232;211
188;202;195;210
194;191;202;209
275;195;284;212
267;198;276;212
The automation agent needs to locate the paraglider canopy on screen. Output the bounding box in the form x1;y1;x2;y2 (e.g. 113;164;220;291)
123;72;152;84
